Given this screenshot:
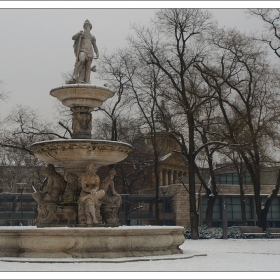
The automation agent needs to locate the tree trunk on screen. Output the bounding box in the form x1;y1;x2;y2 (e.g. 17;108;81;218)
239;181;247;226
254;170;262;228
260;208;269;231
236;168;247;226
205;150;218;227
205;195;217;227
188;116;199;239
241;153;262;228
153;152;160;225
111;118;117;141
193;160;217;227
260;170;280;230
254;192;262;228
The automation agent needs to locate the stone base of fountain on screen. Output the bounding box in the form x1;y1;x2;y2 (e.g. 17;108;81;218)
0;226;185;258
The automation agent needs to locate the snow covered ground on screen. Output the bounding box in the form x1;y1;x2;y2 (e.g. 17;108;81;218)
1;239;280;279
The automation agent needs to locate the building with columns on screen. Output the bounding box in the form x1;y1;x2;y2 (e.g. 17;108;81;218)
157;151;188;186
145;131;189;187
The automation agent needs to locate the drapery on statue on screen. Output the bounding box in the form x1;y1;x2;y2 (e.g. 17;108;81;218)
33;164;67;203
100;167;122;208
100;167;122;225
78;164;105;225
32;164;68;225
69;19;99;84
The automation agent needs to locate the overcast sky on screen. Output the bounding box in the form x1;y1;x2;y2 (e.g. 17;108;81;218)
0;2;277;122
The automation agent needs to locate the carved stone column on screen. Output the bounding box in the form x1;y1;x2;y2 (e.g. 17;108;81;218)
159;169;163;186
169;170;174;185
71;107;93;139
173;171;177;184
178;171;182;178
165;170;169;186
168;170;172;185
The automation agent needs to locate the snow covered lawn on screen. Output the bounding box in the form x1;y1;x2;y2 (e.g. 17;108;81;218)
1;239;280;278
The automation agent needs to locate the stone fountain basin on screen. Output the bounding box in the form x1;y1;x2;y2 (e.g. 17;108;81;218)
50;84;114;108
30;139;132;174
0;226;185;258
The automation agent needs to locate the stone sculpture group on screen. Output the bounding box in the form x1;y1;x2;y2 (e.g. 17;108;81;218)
33;163;122;227
78;164;121;226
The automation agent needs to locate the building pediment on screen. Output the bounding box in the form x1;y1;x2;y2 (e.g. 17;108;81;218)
159;151;188;168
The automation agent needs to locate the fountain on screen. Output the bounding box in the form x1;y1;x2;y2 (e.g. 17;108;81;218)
0;19;185;258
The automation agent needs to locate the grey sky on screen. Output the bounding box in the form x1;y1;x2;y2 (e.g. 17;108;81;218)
0;4;273;122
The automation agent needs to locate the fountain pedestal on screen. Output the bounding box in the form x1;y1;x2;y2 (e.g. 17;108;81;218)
50;84;114;139
71;107;93;139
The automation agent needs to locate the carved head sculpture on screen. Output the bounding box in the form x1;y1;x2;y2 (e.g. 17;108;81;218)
107;167;116;179
86;163;96;175
42;164;56;176
83;19;92;30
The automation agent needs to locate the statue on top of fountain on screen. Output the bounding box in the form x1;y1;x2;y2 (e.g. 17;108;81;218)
68;19;99;84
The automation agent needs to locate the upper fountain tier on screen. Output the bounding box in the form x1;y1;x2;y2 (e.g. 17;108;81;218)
50;84;114;109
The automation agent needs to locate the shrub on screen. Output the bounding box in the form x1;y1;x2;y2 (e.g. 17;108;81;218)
183;226;280;239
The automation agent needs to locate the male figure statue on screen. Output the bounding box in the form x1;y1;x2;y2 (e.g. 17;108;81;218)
71;19;99;84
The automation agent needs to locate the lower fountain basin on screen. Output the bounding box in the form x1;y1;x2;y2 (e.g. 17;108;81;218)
0;226;185;258
30;139;132;174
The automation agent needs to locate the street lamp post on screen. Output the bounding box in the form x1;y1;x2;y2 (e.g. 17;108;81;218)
161;186;168;226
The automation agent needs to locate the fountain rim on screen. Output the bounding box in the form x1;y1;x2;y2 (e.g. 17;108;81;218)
30;139;132;149
50;84;114;94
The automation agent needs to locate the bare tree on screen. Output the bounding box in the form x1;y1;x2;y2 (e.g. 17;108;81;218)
0;105;71;156
128;8;215;238
193;101;221;227
95;49;136;141
92;48;163;222
195;27;280;230
248;9;280;59
0;81;9;103
218;149;249;226
0;84;69;192
127;63;166;225
0;146;44;192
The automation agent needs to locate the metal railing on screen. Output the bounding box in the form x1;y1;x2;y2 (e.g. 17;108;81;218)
0;211;36;219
